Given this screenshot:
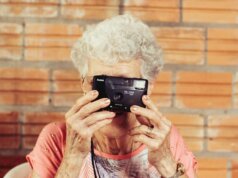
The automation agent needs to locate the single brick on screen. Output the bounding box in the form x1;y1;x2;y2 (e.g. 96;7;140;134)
207;28;238;66
175;71;232;109
23;112;64;124
0;3;58;18
183;0;238;24
61;5;119;19
124;0;179;22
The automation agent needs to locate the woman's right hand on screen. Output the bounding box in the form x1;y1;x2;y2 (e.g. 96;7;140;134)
64;90;115;159
54;90;115;178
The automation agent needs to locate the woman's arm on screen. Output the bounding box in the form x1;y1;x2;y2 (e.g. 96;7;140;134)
54;90;115;178
55;152;85;178
31;170;41;178
29;90;114;178
129;95;197;178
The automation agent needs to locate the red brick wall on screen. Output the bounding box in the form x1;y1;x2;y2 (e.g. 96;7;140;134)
0;0;238;177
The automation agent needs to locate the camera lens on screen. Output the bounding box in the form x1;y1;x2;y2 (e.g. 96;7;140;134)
113;92;123;101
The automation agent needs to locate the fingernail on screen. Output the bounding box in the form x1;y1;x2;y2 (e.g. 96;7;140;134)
102;98;110;105
91;90;98;96
109;112;115;116
131;106;138;111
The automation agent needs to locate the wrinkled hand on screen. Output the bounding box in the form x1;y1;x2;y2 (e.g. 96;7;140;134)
65;90;115;158
129;95;177;176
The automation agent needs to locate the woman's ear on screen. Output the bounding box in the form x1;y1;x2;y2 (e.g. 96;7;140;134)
81;78;88;94
81;76;93;94
147;80;155;95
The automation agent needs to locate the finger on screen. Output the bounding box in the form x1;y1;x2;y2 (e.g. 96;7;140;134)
161;115;172;129
85;111;115;126
129;125;158;139
76;98;111;119
70;112;114;135
90;118;113;133
66;90;99;118
130;105;158;126
132;134;163;151
142;95;160;114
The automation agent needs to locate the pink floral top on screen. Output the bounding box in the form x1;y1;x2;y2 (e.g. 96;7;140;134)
26;122;197;178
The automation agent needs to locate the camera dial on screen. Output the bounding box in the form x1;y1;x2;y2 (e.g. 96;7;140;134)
113;92;123;101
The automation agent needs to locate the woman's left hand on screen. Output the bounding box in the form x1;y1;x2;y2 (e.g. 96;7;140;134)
129;95;177;177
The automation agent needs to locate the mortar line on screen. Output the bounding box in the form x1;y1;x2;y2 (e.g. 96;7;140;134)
179;0;183;23
119;0;124;15
204;114;208;151
227;160;232;178
204;27;208;66
232;73;237;108
171;70;177;108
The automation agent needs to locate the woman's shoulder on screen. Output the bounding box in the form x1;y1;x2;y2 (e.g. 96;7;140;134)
26;122;67;177
40;122;66;146
41;122;66;134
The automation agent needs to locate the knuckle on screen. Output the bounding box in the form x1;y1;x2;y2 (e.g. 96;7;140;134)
65;117;71;125
76;98;84;106
80;129;91;138
71;123;90;138
80;101;101;115
141;125;147;131
66;118;77;131
151;142;160;150
167;120;172;127
163;124;171;133
66;115;74;124
150;144;156;150
95;98;109;109
76;98;81;103
137;135;143;140
78;107;87;116
156;111;162;117
65;112;69;119
90;112;98;119
75;94;92;107
99;112;108;119
96;111;111;119
154;107;159;112
150;112;157;120
79;105;93;117
87;112;101;121
161;132;167;139
155;142;161;150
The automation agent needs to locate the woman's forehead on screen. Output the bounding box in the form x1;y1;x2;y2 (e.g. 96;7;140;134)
87;59;142;77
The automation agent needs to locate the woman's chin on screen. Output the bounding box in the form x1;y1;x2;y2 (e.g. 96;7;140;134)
113;112;128;120
95;111;138;137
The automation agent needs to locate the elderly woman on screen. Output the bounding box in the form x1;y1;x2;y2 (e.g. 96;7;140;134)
26;14;197;178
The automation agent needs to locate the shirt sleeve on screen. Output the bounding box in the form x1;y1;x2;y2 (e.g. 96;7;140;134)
26;122;66;178
169;125;198;178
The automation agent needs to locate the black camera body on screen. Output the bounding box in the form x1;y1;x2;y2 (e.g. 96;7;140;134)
92;75;148;112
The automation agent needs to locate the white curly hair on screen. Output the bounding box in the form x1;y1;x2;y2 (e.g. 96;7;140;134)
71;14;163;81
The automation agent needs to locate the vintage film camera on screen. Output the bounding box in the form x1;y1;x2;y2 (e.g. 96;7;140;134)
92;75;148;112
